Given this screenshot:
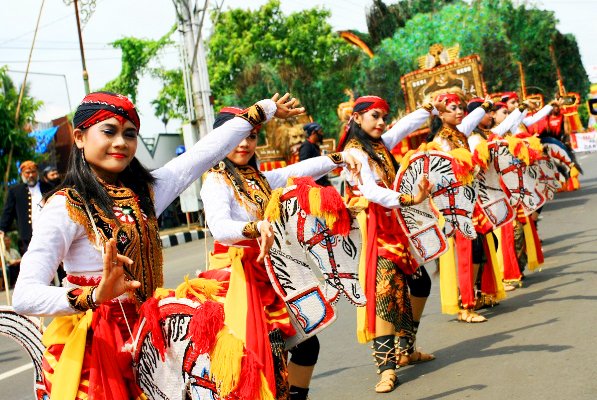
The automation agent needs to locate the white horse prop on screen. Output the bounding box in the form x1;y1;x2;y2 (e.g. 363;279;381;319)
394;143;479;265
263;176;364;349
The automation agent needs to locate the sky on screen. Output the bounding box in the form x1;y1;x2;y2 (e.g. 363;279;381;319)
1;0;596;138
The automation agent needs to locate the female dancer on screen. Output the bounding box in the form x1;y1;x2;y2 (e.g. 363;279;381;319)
337;95;435;393
200;106;361;400
12;91;302;399
429;93;494;323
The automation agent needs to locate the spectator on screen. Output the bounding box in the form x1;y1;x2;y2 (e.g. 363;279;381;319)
299;122;332;186
0;161;53;254
42;165;61;188
2;234;21;289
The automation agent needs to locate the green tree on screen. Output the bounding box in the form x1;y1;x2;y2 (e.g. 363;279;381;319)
0;66;42;204
150;68;188;131
359;0;588;113
207;0;362;135
103;26;176;104
551;32;589;97
366;0;462;47
360;2;518;111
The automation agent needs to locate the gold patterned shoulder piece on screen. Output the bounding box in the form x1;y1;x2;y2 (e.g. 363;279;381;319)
437;125;470;150
237;103;266;127
62;188;97;244
327;152;344;164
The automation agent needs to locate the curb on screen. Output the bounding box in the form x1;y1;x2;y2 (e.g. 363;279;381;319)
160;229;208;248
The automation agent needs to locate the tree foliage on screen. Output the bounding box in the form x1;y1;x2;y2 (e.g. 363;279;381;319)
359;0;589;113
103;26;176;104
207;0;363;136
0;66;43;203
150;68;187;130
366;0;458;47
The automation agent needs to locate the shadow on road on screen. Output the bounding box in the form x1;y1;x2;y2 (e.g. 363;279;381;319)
397;317;570;384
416;384;487;400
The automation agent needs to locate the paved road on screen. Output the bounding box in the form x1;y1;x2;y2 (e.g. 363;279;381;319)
1;152;596;399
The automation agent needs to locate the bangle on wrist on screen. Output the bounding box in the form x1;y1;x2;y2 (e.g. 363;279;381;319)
237;104;267;127
328;152;344;165
398;193;415;207
242;221;260;239
67;285;99;312
421;102;434;113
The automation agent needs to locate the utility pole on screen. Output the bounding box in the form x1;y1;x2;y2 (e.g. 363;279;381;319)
65;0;96;94
172;0;215;223
73;0;90;94
173;0;215;143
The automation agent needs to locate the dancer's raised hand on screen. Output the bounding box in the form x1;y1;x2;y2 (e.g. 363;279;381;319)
95;238;140;304
272;92;305;119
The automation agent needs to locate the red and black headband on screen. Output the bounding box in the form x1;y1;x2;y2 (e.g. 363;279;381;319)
352;95;390;114
435;93;463;107
501;91;519;103
73;91;140;130
337;95;390;151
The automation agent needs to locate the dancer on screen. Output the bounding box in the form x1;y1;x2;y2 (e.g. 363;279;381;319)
337;95;436;393
12;91;302;399
200;105;361;400
429;93;494;323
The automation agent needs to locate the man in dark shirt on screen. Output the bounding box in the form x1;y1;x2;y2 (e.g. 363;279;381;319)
0;161;53;254
299;122;331;186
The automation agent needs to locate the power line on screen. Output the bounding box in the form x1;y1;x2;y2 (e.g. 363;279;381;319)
0;46;117;51
0;13;72;46
1;49;178;63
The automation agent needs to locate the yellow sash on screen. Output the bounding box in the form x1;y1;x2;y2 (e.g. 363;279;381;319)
41;310;93;400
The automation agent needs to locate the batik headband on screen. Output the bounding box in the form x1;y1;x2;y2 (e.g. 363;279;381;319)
73;91;140;130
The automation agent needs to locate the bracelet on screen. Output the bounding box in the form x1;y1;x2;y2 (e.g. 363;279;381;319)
242;221;261;239
237;104;267;127
67;285;99;312
421;102;434;113
481;101;492;112
327;152;344;165
398;193;415;207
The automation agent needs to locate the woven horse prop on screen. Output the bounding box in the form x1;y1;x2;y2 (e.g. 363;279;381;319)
541;137;576;178
394;143;479;266
132;177;363;399
0;179;363;400
531;153;562;200
0;307;46;400
487;136;545;216
263;176;364;349
472;139;516;230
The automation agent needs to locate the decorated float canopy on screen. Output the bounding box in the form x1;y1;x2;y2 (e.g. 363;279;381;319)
400;44;487;113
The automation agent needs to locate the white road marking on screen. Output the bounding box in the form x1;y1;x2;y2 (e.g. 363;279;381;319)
0;363;33;381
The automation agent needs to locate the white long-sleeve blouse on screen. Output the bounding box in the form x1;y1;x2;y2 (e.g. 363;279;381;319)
344;107;432;209
201;154;346;245
13;100;277;316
